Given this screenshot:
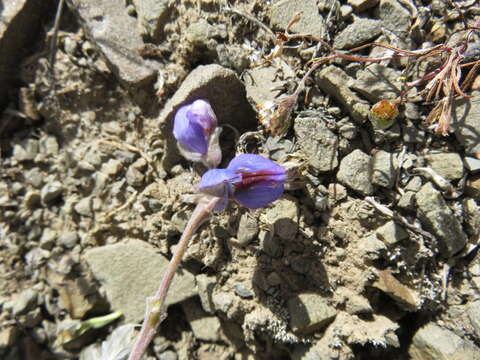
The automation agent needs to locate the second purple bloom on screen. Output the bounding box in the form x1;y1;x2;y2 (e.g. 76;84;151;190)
173;99;222;168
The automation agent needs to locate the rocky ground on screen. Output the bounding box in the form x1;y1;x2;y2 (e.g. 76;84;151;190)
1;0;480;359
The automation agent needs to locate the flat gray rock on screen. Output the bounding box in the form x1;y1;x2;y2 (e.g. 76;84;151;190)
464;157;480;173
244;66;284;106
452;92;480;156
376;0;411;33
68;0;157;108
415;183;467;257
269;0;326;38
334;18;382;49
376;221;408;246
410;323;480;360
316;65;370;123
158;64;256;171
423;152;464;181
288;293;336;334
337;149;374;195
84;239;197;322
294;116;338;173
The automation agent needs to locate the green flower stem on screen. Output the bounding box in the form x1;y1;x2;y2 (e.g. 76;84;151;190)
128;196;220;360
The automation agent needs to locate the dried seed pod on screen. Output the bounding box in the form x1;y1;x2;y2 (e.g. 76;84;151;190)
369;100;399;130
257;95;297;137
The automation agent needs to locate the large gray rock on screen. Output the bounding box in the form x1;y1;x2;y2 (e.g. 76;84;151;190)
67;0;157;109
415;183;467;257
288;293;336;334
337;150;374;195
158;64;256;171
423;152;464;181
316;65;370;123
410;323;480;360
0;0;53;110
294;116;338;173
451;92;480;156
334;18;382;49
269;0;326;38
84;239;197;322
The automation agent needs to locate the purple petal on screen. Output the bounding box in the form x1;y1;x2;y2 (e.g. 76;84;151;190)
173;104;208;154
234;180;284;209
199;169;240;211
189;99;217;131
227;154;286;209
227;154;285;175
198;169;239;197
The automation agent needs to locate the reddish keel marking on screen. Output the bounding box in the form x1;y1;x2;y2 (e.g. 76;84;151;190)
234;169;283;190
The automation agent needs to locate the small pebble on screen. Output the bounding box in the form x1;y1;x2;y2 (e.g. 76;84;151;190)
12;289;38;316
234;283;254;299
41;181;63;204
59;232;79;249
102;159;123;177
74;197;93;217
25;168;44;188
465;157;480;174
40;229;57;250
260;231;283;258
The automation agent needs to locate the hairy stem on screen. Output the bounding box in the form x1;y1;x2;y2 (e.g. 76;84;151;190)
128;196;220;360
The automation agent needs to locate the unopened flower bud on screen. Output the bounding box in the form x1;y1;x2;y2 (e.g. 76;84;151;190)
173;99;222;168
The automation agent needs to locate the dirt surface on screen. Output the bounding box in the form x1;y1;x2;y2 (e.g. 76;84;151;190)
1;1;480;360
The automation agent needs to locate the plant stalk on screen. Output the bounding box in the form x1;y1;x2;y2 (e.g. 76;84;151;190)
128;196;220;360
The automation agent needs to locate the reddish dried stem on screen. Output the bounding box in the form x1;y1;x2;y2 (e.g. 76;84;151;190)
128;196;220;360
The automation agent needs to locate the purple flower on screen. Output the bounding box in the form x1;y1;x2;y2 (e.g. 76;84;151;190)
173;99;222;168
199;154;286;210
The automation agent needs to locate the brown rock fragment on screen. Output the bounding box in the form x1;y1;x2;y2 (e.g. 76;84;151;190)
373;270;420;311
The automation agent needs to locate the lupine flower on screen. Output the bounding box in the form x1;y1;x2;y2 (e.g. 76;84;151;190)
173;99;222;168
199;154;286;210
